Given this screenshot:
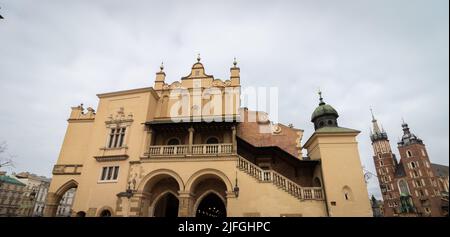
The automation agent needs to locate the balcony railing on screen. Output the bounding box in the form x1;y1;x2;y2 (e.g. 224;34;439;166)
146;143;234;157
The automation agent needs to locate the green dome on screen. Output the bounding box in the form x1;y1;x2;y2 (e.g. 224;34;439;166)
311;103;339;122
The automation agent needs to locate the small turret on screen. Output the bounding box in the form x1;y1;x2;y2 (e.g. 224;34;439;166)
311;90;339;130
154;62;166;90
230;57;240;86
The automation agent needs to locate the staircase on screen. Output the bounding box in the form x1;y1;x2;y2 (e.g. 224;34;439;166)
237;157;324;201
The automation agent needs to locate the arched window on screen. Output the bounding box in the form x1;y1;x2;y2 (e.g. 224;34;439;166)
75;211;86;217
167;138;180;145
206;137;219;144
406;150;412;157
319;121;324;127
398;179;410;195
327;120;333;125
342;186;353;201
100;210;112;217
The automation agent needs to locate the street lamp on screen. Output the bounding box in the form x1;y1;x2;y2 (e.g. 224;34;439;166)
233;171;239;198
28;187;37;217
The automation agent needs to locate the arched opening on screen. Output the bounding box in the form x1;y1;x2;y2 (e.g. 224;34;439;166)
196;193;226;217
167;138;181;145
75;211;86;217
206;137;219;144
142;172;183;217
56;187;76;217
342;186;353;201
406;150;412;157
45;180;78;217
313;177;322;187
99;210;112;217
153;192;179;217
189;172;229;217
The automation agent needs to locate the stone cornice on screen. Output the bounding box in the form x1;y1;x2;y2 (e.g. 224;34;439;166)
97;87;159;100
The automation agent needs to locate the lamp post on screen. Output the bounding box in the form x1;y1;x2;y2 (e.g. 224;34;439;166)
28;187;36;217
233;171;239;198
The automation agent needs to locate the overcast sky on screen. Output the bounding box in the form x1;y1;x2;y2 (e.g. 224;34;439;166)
0;0;448;199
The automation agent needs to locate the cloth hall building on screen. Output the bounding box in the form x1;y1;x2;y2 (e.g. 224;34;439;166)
44;57;373;217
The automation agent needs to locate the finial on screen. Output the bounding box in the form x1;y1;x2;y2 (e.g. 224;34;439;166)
233;57;237;67
318;89;325;105
197;53;201;62
160;62;164;71
370;107;375;121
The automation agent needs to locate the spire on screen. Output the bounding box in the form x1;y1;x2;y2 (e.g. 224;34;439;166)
318;89;325;105
197;53;201;62
160;62;164;72
370;108;381;134
370;108;376;122
233;57;237;67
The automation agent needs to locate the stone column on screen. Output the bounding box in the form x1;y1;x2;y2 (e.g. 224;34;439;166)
178;191;194;217
43;192;59;217
231;125;237;153
188;127;194;154
132;192;151;216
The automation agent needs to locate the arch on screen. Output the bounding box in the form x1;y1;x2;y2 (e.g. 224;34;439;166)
55;179;78;197
342;185;353;201
205;136;220;144
75;211;86;217
150;190;180;217
193;190;227;217
406;150;412;157
185;169;233;192
167;137;181;145
137;169;184;192
313;177;322;187
97;206;114;217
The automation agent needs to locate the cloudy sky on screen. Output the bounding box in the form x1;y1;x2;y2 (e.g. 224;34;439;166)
0;0;448;199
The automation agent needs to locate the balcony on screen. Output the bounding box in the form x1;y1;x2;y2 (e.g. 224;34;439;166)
144;143;234;158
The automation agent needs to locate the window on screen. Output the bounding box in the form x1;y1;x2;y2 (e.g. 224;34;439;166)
342;186;353;201
380;160;384;166
415;180;422;187
398;180;410;195
421;149;426;157
100;166;119;181
107;127;126;148
406;150;412;157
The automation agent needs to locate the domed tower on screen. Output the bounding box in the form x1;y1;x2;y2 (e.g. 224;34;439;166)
311;91;339;130
304;91;373;217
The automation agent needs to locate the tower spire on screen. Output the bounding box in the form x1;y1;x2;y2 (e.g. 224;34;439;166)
370;108;381;134
197;53;201;62
370;107;376;122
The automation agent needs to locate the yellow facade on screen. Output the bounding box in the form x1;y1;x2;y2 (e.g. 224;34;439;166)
44;57;372;217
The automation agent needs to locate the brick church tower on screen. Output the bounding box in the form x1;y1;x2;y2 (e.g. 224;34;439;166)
369;110;402;216
396;120;442;216
370;111;446;217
